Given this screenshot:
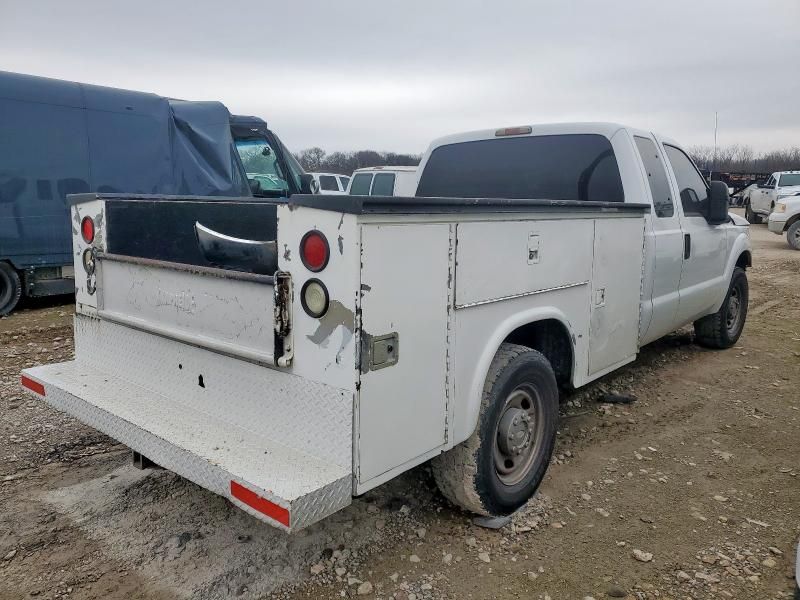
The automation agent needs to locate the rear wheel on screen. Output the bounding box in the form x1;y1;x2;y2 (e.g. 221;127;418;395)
694;266;748;349
787;221;800;250
431;343;559;516
0;262;22;316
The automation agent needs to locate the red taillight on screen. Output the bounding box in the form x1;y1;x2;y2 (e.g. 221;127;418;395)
300;230;329;272
81;216;95;244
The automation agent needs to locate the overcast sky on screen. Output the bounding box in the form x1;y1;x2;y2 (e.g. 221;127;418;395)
2;0;798;155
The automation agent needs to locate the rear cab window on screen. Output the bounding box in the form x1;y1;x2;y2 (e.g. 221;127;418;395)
349;173;373;195
338;176;350;190
415;134;624;202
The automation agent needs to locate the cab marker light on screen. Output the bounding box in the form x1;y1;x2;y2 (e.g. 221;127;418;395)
495;126;532;137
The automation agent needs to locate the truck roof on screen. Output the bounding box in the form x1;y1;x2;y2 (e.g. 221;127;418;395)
353;166;418;173
426;122;630;151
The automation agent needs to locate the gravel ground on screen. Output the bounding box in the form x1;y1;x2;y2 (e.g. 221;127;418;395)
1;215;798;600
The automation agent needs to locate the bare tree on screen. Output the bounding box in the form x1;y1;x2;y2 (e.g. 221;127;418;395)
294;148;421;174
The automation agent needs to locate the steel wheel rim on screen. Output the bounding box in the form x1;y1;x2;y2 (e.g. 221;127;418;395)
493;385;544;486
792;227;800;243
726;285;742;334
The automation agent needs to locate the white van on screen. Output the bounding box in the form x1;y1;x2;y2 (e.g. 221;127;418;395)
347;166;418;197
311;172;350;195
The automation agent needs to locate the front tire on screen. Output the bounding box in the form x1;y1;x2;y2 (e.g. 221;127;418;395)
745;203;761;224
0;262;22;316
787;221;800;250
694;266;748;349
431;343;559;516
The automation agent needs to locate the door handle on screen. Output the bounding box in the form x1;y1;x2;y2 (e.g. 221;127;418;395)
684;233;691;259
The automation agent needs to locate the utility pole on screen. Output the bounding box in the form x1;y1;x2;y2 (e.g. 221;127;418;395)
712;111;718;180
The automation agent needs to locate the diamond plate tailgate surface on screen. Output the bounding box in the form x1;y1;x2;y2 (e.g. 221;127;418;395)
21;362;352;532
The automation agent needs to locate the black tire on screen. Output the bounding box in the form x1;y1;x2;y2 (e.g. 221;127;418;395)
787;221;800;251
0;262;22;316
745;202;761;224
431;343;559;516
694;266;748;349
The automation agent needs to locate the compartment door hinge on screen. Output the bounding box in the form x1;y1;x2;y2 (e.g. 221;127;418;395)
274;271;293;367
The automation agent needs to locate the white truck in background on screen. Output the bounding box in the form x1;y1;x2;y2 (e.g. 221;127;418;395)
21;123;751;532
768;191;800;250
744;170;800;224
347;166;418;196
310;172;350;195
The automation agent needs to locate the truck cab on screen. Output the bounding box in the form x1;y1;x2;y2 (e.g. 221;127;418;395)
229;115;315;198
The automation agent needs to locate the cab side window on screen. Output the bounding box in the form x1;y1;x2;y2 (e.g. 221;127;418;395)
634;136;674;218
664;145;708;217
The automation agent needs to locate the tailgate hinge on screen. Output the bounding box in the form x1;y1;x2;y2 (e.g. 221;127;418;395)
274;271;294;367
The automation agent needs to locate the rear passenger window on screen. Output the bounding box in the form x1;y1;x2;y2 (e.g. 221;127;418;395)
349;173;372;195
339;176;350;190
319;175;339;191
634;136;674;218
663;145;708;217
415;134;624;202
370;173;395;196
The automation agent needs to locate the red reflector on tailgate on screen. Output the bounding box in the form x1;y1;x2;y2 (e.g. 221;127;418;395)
21;375;45;396
230;480;290;527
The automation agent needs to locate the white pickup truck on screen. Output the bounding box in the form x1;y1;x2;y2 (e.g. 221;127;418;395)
744;170;800;224
21;123;751;532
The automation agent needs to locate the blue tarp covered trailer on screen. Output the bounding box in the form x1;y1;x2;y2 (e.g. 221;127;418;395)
0;71;254;314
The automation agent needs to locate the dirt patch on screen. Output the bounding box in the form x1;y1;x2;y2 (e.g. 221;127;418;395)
1;219;798;600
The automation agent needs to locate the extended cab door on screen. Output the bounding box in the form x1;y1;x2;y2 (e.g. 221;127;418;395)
753;174;776;214
633;134;683;344
661;142;728;325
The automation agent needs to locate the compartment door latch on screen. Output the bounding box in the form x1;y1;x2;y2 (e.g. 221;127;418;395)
362;332;399;372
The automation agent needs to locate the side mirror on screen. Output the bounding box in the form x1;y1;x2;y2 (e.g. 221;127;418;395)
706;181;729;225
299;173;319;195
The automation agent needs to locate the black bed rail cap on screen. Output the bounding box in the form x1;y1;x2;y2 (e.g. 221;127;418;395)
66;192;284;207
288;194;650;215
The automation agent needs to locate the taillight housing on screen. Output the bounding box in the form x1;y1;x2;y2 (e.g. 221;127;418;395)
301;279;330;318
300;230;329;272
81;216;95;244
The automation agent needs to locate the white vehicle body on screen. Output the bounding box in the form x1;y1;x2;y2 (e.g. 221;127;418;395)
21;123;751;532
311;172;350;195
746;170;800;222
768;192;800;250
347;166;418;197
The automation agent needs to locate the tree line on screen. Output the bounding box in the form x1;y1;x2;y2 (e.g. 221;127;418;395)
294;147;421;174
294;144;800;177
687;145;800;174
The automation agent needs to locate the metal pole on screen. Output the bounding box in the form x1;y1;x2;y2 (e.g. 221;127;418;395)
712;111;718;179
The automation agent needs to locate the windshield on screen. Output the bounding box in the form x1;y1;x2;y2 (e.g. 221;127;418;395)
235;139;290;195
778;173;800;187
